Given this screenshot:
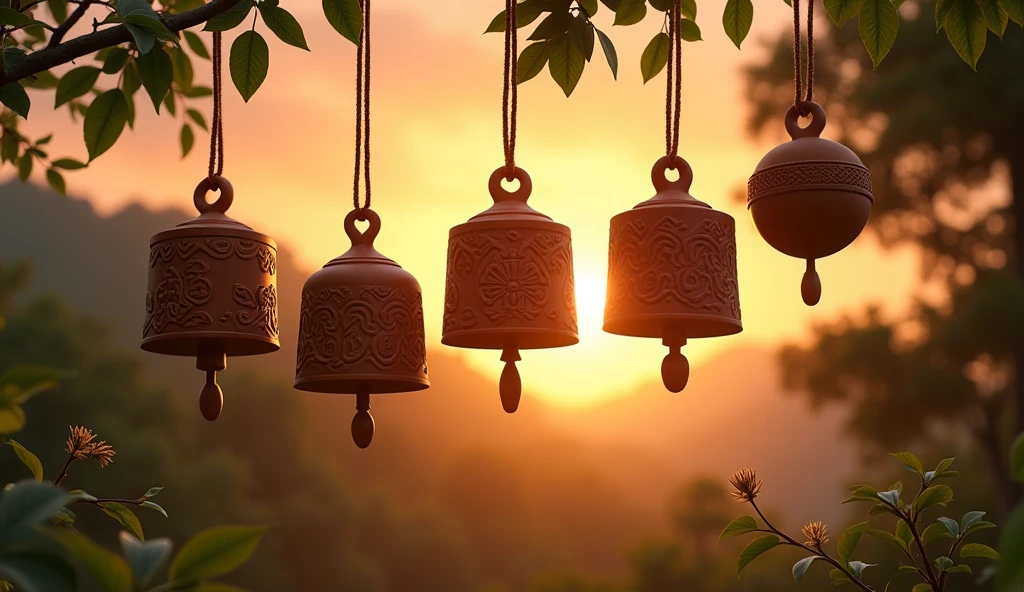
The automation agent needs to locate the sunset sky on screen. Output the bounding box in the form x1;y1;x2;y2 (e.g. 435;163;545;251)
10;0;923;407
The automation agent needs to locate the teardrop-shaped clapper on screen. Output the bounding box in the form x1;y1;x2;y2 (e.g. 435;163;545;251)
801;259;821;306
499;347;522;414
351;389;374;449
199;370;224;421
661;347;690;393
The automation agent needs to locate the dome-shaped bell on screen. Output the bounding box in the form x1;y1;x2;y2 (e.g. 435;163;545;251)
143;176;279;421
604;156;742;393
747;101;873;306
294;208;429;448
442;167;578;413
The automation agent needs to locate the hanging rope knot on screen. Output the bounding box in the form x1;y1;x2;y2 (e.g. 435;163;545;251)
792;0;815;118
502;0;518;179
664;0;683;161
352;0;372;213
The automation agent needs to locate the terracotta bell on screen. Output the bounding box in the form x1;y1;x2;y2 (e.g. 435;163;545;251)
143;176;279;421
442;167;578;413
747;101;873;306
294;208;429;448
604;156;742;393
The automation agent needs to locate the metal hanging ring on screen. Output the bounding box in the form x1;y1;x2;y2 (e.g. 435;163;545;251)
652;155;694;193
785;101;827;140
344;207;381;246
193;176;234;214
488;166;533;203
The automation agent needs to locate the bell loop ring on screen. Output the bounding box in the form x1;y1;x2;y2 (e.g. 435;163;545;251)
344;207;381;247
785;100;827;140
488;166;533;203
651;155;694;194
193;175;234;215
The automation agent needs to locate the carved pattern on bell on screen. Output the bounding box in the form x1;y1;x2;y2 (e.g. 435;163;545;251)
443;230;577;336
295;285;427;376
605;216;739;320
747;162;872;201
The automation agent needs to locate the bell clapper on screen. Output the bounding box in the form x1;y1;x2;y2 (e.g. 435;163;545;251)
197;344;227;421
661;325;690;393
801;258;822;306
352;388;375;449
499;346;522;414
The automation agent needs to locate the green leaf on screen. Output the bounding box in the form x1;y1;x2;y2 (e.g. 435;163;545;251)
719;516;758;540
722;0;753;48
516;41;549;84
529;11;570;40
143;487;163;499
579;0;600;16
322;0;362;43
934;556;954;572
140;501;167;518
180;124;194;158
1006;0;1024;26
568;16;595;60
259;5;309;50
829;568;850;586
964;520;997;537
16;155;32;182
0;83;30;119
913;485;954;514
865;528;907;551
859;0;899;67
936;0;955;30
0;367;59;402
960;543;1000;560
737;535;780;576
51;158;87;170
0;7;43;28
124;14;177;47
98;502;144;540
793;556;819;582
0;402;26;433
896;520;914;548
977;0;1008;35
681;0;697;19
923;522;954;543
878;489;901;506
679;18;702;40
945;564;972;574
169;47;194;90
912;584;933;592
1011;433;1024;484
119;532;171;589
937;516;960;537
997;501;1024;592
184;108;207;131
46;169;66;196
4;439;43;480
229;30;269;102
640;32;669;83
183;31;210;59
595;28;618;79
614;0;646;25
55;67;101;108
83;89;129;161
102;48;131;74
942;0;988;69
0;481;71;544
485;1;544;33
49;529;132;592
825;0;863;26
168;525;269;584
52;507;76;526
48;0;68;22
204;0;253;31
547;33;584;97
0;553;76;592
962;510;986;530
848;561;874;578
839;523;869;565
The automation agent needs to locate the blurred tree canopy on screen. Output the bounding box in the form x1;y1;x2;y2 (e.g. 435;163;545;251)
744;1;1024;516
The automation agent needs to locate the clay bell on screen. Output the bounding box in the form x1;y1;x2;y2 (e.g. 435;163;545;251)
747;101;873;306
143;176;279;421
604;156;741;393
294;208;429;448
442;167;578;413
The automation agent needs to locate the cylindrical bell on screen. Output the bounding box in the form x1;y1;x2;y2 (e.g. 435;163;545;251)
604;156;742;393
442;167;578;413
294;208;429;448
143;176;279;421
747;101;873;306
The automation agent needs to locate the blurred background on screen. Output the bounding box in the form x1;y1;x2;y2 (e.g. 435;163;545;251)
1;0;1021;589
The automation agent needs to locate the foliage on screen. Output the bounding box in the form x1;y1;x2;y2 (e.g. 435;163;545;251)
722;455;999;592
997;433;1024;591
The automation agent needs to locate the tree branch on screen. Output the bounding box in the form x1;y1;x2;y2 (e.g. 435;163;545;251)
1;0;244;86
47;0;95;48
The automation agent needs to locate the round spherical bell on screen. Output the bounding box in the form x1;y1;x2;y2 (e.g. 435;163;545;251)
294;208;429;448
442;167;578;413
604;156;742;393
142;176;280;421
747;101;873;306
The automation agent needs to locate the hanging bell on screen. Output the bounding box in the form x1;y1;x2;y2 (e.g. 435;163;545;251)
747;101;873;306
143;176;280;421
442;167;578;413
604;156;742;393
294;208;429;448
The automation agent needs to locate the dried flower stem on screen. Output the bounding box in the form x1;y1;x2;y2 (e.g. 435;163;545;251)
53;452;75;486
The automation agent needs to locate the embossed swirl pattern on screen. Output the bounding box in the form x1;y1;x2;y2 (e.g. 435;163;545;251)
747;163;872;201
150;238;276;275
296;286;427;374
443;230;577;334
606;216;740;319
